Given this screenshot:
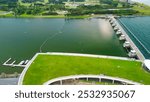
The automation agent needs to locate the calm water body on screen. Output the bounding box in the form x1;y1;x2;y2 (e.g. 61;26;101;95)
0;18;127;73
119;16;150;59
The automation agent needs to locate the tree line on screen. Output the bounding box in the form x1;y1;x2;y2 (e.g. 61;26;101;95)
0;0;138;16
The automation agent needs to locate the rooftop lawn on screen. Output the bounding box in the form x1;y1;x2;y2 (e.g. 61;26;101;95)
23;54;150;85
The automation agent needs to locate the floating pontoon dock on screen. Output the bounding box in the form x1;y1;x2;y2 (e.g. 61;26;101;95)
3;58;29;68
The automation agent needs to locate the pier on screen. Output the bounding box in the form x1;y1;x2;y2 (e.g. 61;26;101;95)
109;16;145;61
3;58;29;68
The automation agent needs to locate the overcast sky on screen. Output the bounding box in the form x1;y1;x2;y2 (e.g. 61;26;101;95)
132;0;150;5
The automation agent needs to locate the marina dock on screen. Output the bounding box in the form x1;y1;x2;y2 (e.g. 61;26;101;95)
3;58;30;68
109;16;145;61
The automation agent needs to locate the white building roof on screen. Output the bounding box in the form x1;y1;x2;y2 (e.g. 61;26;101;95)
144;60;150;70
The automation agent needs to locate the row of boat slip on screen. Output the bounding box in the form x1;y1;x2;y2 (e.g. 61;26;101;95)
3;58;29;68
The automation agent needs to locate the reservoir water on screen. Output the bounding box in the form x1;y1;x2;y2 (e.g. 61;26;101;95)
0;18;127;73
118;17;150;59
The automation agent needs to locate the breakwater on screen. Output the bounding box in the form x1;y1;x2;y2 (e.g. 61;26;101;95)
108;16;145;61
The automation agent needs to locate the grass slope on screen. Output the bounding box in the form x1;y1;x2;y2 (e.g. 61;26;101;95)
0;14;90;18
133;3;150;15
23;54;150;85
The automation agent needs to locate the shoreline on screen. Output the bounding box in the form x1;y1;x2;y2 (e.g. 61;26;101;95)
1;14;150;19
0;14;91;19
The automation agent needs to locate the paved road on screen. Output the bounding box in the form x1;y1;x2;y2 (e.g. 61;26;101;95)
0;78;19;85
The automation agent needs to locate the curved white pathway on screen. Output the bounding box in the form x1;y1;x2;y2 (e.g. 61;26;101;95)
44;75;141;85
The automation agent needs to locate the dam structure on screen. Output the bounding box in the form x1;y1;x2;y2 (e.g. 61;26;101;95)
108;16;145;61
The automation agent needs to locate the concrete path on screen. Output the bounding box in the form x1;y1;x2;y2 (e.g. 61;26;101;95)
0;78;19;85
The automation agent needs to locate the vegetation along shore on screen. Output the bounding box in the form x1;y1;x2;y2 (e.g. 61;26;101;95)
0;0;150;18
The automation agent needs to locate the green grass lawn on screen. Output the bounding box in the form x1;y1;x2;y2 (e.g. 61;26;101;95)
23;54;150;85
19;14;65;18
0;14;90;18
18;0;32;6
44;0;49;3
133;4;150;15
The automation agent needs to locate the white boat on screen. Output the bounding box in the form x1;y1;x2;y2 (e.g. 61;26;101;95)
19;61;25;65
24;60;29;65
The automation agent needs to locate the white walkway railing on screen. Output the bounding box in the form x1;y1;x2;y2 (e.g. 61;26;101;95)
43;75;141;85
